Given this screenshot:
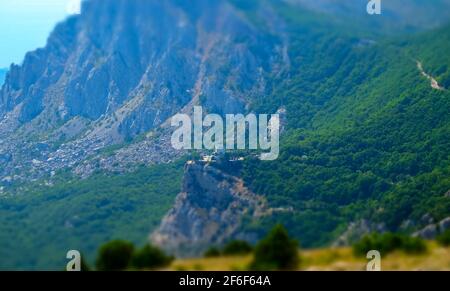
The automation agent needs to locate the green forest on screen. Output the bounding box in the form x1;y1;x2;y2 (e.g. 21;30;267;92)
0;161;184;269
239;3;450;247
0;0;449;270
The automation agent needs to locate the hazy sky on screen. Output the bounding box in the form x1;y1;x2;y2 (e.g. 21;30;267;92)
0;0;81;68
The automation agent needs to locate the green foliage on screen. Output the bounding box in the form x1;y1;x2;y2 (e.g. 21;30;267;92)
0;161;184;270
131;244;174;270
204;247;221;258
95;240;134;271
353;233;427;257
2;1;450;270
402;237;428;254
204;240;253;257
240;18;450;247
436;230;450;247
80;256;91;272
222;240;253;256
250;225;300;270
95;240;173;271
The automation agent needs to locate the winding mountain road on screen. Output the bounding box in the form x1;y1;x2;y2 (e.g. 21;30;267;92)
417;61;445;91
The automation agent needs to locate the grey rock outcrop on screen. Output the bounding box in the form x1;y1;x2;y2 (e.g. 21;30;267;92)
445;190;450;198
333;219;387;247
151;161;267;257
413;216;450;239
413;224;438;240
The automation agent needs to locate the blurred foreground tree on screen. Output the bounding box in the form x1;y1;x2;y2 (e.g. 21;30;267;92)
223;240;253;256
250;224;300;270
131;244;174;270
437;230;450;247
96;240;134;271
353;233;427;256
204;247;221;258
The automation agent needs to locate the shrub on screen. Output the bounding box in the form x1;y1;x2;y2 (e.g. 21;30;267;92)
204;247;221;258
250;224;300;270
402;236;427;254
353;233;427;257
95;240;134;271
80;255;91;271
353;235;378;257
222;240;253;256
131;244;174;270
436;230;450;247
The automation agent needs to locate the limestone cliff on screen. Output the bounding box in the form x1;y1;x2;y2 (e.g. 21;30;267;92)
151;161;267;256
0;0;288;182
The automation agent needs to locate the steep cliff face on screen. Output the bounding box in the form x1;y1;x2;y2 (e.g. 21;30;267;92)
0;69;7;86
151;161;267;256
0;0;287;182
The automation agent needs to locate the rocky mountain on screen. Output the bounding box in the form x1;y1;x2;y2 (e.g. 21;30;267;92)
0;0;449;269
151;160;268;257
1;0;448;184
0;68;7;86
0;0;287;183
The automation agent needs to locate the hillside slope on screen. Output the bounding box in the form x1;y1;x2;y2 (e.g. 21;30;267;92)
240;22;450;247
0;0;449;269
0;161;184;270
0;0;287;182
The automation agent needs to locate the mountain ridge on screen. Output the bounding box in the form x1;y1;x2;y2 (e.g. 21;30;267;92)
0;0;289;183
0;68;7;87
0;0;449;269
